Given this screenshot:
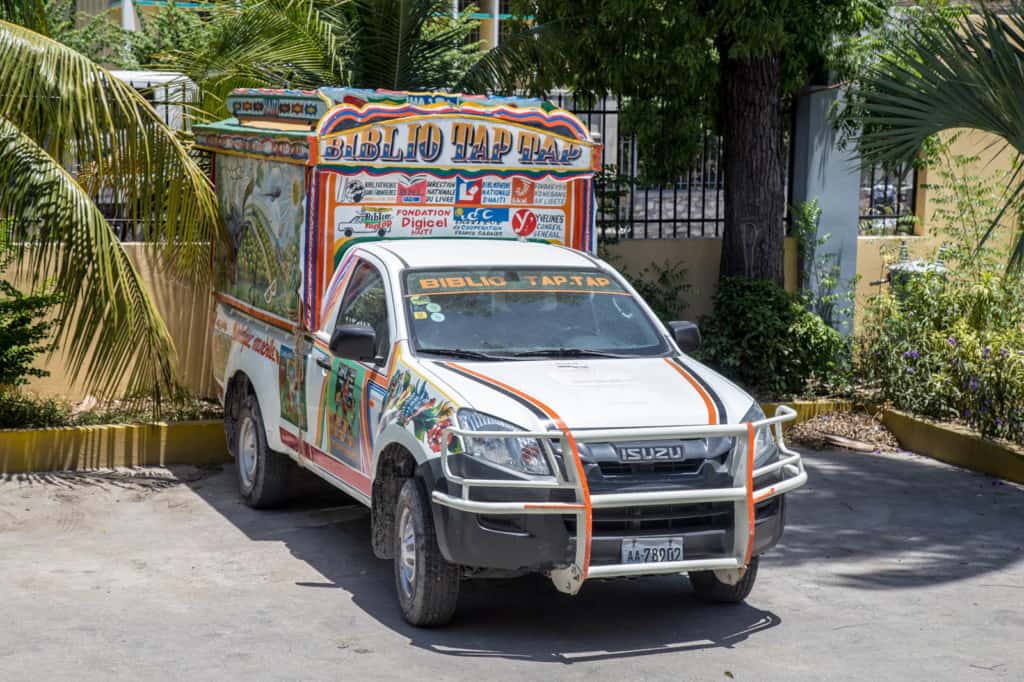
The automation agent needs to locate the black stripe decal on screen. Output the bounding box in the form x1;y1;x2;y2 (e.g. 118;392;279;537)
434;362;549;420
671;356;728;423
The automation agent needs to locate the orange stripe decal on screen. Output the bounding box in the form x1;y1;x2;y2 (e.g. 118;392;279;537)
744;421;756;565
663;358;717;425
446;362;593;578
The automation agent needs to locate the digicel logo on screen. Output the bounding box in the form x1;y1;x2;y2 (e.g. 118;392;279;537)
512;209;538;237
399;207;448;235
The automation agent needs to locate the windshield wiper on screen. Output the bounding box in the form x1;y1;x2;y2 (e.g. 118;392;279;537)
508;348;628;358
417;348;508;361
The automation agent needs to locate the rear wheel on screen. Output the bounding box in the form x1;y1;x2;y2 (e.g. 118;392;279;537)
688;556;759;603
235;395;292;509
394;478;460;627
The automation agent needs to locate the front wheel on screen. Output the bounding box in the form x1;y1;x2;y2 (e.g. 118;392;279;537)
394;478;460;627
688;556;759;603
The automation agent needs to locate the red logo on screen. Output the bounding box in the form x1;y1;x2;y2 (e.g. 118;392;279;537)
512;209;538;237
397;180;427;203
511;178;535;204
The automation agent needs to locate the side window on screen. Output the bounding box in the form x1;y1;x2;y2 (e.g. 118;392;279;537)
336;260;391;364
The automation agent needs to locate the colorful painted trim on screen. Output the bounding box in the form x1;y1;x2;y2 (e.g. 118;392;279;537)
303;441;373;497
194;129;311;164
318;102;590;142
213;292;296;332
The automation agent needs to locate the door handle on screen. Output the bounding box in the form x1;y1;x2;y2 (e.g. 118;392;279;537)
316;357;332;371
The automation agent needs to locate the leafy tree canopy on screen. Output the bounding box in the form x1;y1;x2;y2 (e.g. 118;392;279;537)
511;0;886;182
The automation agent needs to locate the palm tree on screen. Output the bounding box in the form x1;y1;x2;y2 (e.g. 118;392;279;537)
0;16;221;404
167;0;559;121
855;4;1024;270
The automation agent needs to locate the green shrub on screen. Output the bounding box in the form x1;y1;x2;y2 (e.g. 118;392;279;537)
1;225;61;387
624;259;691;322
698;277;850;398
0;279;60;387
0;392;71;429
860;271;1024;444
0;391;222;430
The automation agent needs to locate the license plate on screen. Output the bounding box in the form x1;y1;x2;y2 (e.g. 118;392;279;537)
621;537;684;564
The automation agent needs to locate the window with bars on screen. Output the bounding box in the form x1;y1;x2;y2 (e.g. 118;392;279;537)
859;162;918;235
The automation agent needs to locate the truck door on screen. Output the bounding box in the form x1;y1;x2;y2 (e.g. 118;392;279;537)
306;258;393;489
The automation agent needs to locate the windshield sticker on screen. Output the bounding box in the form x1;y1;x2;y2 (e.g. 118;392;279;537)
413;311;428;320
430;312;446;322
406;271;626;296
410;295;430;305
425;303;442;313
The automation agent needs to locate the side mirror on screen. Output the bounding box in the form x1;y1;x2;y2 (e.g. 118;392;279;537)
329;324;376;362
668;321;701;353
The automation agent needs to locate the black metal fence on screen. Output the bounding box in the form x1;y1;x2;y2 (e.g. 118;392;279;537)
548;92;725;240
107;83;808;243
858;161;917;235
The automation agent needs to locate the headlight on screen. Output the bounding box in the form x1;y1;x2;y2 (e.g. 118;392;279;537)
457;409;551;476
741;404;778;467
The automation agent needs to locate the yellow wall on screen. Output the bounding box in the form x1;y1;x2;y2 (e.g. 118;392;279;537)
13;245;217;402
854;129;1019;330
916;129;1018;236
605;237;798;321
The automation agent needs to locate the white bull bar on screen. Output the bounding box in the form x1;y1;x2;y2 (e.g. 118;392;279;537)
430;405;806;594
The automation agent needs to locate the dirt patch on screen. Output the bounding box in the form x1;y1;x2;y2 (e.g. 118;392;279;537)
788;411;900;452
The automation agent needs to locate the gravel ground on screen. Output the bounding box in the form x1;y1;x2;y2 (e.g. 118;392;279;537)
1;448;1022;682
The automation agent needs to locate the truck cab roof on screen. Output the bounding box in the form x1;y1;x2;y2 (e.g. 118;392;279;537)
360;238;605;272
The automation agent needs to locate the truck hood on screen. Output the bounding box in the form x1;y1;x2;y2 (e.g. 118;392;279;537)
427;356;754;430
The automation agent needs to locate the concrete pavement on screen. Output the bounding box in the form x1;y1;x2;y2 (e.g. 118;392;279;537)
1;448;1022;681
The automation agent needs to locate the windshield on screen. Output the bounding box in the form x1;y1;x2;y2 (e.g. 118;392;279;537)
403;268;670;358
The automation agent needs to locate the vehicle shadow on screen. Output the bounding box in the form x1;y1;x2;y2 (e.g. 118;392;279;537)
180;445;1024;659
184;468;780;663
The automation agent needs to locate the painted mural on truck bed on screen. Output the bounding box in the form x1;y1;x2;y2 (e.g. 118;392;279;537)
217;155;305;320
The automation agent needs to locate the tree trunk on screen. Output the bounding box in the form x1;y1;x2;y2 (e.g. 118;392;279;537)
718;51;786;285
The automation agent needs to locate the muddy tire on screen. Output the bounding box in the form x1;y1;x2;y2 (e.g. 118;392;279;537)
394;478;460;627
235;394;292;509
689;556;759;603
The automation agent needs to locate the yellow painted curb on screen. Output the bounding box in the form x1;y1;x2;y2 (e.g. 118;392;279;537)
0;420;230;474
761;399;853;430
882;409;1024;485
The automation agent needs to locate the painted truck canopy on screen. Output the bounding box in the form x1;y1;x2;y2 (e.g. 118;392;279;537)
195;87;601;333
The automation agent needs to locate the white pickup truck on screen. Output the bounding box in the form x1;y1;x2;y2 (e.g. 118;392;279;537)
200;88;807;627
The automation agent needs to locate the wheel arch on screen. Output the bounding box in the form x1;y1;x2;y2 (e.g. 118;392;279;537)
371;441;423;560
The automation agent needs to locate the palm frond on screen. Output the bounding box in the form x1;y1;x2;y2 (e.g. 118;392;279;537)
456;18;570;95
165;0;353;121
0;20;222;402
0;118;178;402
0;20;222;283
351;0;481;90
856;4;1024;270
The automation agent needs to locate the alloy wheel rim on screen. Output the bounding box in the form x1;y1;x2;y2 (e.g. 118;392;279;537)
238;416;258;488
398;507;416;598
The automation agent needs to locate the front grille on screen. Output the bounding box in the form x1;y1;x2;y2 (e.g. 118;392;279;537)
564;502;734;536
597;460;704;477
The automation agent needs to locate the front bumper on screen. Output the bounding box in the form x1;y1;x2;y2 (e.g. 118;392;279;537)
430;405;806;594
